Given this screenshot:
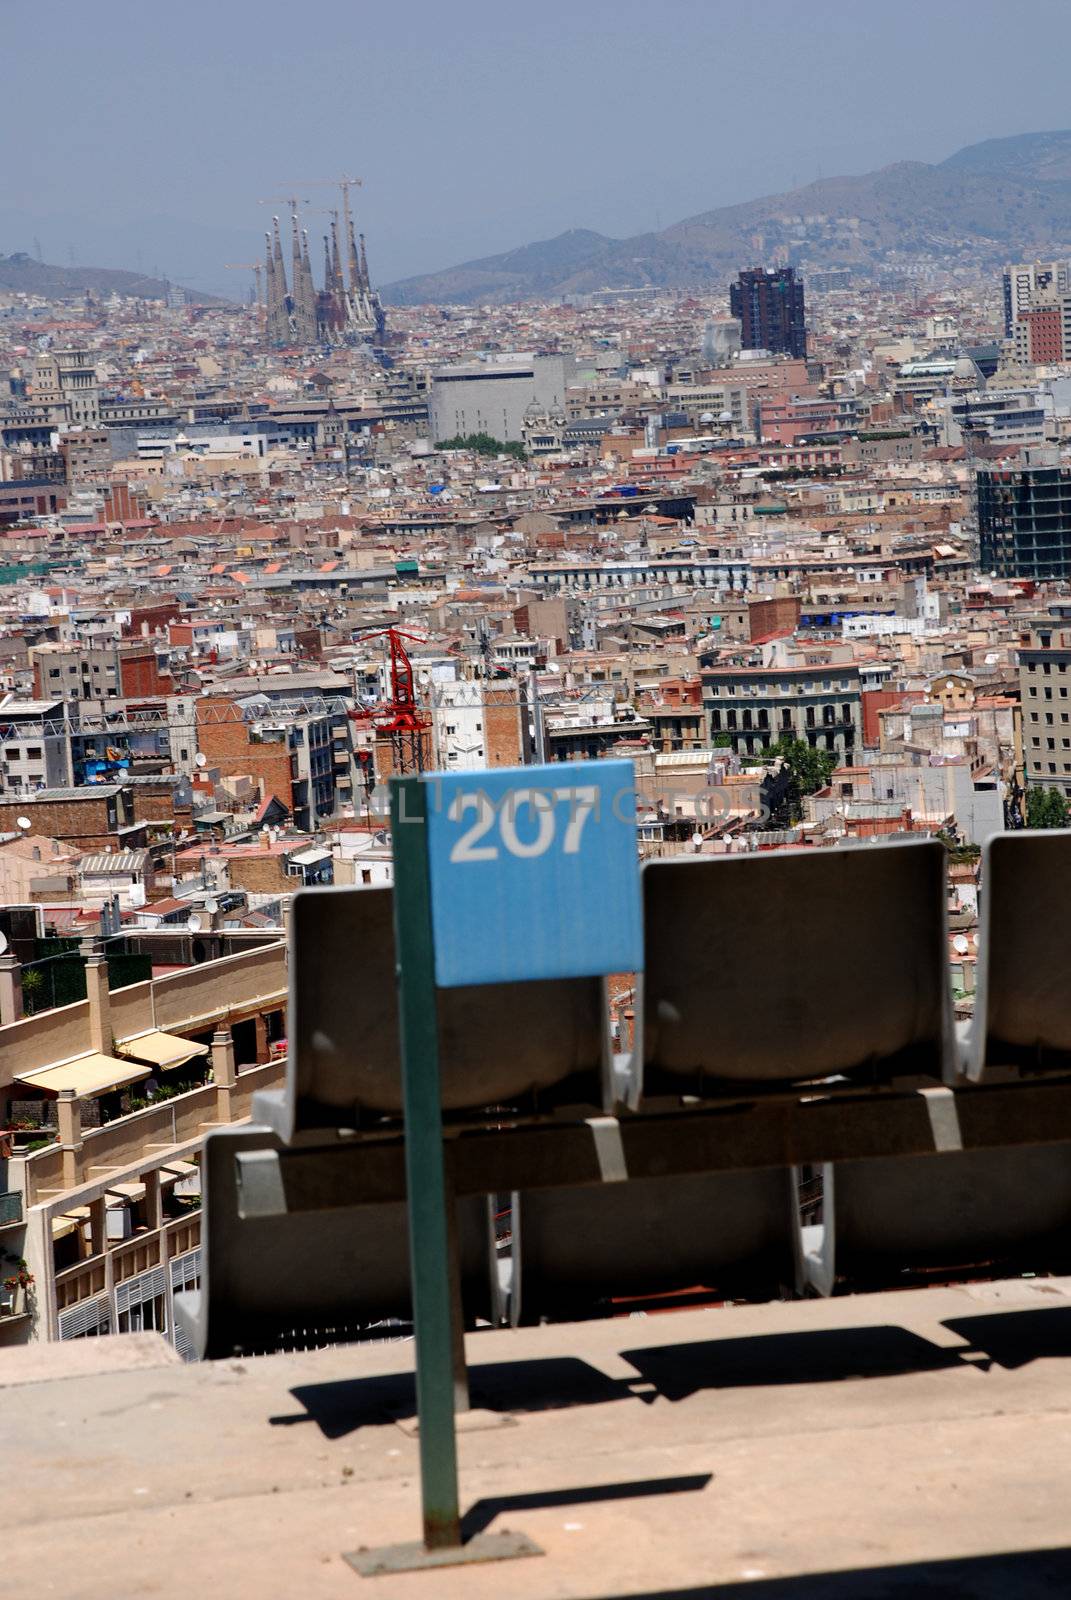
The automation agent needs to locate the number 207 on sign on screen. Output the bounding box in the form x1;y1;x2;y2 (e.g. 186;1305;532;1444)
423;759;643;988
448;784;601;861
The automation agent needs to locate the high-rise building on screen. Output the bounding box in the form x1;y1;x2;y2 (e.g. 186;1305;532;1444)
729;267;807;359
1002;260;1071;338
1017;605;1071;796
977;454;1071;580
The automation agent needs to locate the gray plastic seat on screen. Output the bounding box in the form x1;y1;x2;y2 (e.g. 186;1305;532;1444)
174;1124;498;1359
637;840;955;1098
807;1145;1071;1295
510;1169;802;1324
256;885;612;1140
967;830;1071;1081
800;833;1071;1296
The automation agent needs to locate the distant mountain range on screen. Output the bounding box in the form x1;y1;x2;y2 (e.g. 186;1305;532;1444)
0;252;225;305
382;131;1071;306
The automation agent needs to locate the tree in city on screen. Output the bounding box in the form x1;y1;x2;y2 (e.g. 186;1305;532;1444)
437;432;526;462
746;736;836;827
1025;786;1070;829
771;735;836;799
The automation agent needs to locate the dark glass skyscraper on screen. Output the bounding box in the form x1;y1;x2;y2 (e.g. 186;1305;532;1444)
977;460;1071;580
729;267;807;358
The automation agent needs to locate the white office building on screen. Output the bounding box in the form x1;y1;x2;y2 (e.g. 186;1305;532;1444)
429;354;576;444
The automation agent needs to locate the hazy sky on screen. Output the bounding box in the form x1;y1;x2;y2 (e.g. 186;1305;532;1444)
4;0;1071;296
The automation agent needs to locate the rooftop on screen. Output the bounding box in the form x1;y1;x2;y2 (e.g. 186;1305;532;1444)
6;1278;1070;1599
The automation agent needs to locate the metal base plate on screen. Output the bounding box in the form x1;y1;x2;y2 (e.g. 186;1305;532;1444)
343;1529;543;1577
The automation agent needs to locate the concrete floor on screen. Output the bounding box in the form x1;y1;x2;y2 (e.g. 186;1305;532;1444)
6;1277;1071;1600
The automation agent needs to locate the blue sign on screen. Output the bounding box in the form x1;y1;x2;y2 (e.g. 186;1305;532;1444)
422;759;642;988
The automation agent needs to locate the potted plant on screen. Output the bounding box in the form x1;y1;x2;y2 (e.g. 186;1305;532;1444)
2;1260;34;1316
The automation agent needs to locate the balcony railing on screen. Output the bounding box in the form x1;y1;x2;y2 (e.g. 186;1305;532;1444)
23;1059;285;1205
55;1255;107;1311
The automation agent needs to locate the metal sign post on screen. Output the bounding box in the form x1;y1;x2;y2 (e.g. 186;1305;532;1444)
344;774;544;1577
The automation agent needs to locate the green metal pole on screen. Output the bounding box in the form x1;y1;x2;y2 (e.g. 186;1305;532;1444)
389;775;461;1551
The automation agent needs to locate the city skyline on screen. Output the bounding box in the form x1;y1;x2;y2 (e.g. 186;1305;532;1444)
4;0;1071;296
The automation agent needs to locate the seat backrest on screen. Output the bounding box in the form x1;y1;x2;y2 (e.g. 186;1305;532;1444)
284;885;610;1134
968;829;1071;1081
173;1124;496;1359
638;840;954;1093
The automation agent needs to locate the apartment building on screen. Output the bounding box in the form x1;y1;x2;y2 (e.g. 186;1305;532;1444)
1018;609;1071;795
0;937;287;1353
702;661;863;760
1002;259;1071;337
196;694;357;831
431;679;534;771
0;698;72;794
31;641;171;703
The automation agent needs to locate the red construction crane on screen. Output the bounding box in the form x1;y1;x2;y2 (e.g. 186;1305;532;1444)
351;627;430;776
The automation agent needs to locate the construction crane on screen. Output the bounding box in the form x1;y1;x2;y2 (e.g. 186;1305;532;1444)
351;627;430;776
290;174;363;202
287;176;365;268
224;262;263;306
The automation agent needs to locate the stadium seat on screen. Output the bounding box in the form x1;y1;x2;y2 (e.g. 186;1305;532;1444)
174;1124;498;1359
509;1168;803;1324
254;884;614;1140
966;830;1071;1081
635;840;955;1099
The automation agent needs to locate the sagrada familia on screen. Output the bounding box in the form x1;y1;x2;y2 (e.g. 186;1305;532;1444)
264;192;385;350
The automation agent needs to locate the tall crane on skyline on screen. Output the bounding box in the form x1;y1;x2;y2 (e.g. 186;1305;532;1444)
224;262;264;306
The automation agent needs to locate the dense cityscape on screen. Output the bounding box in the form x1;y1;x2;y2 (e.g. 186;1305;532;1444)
4;215;1071;1340
5;6;1071;1573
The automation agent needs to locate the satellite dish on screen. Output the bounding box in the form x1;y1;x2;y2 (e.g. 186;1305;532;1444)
953;934;969;955
16;816;31;831
195;753;207;768
204;898;219;915
187;912;204;932
0;931;9;956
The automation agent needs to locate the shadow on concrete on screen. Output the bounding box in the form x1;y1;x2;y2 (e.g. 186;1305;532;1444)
460;1472;712;1541
944;1305;1071;1370
270;1322;979;1436
572;1546;1071;1598
271;1356;640;1437
621;1324;969;1402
